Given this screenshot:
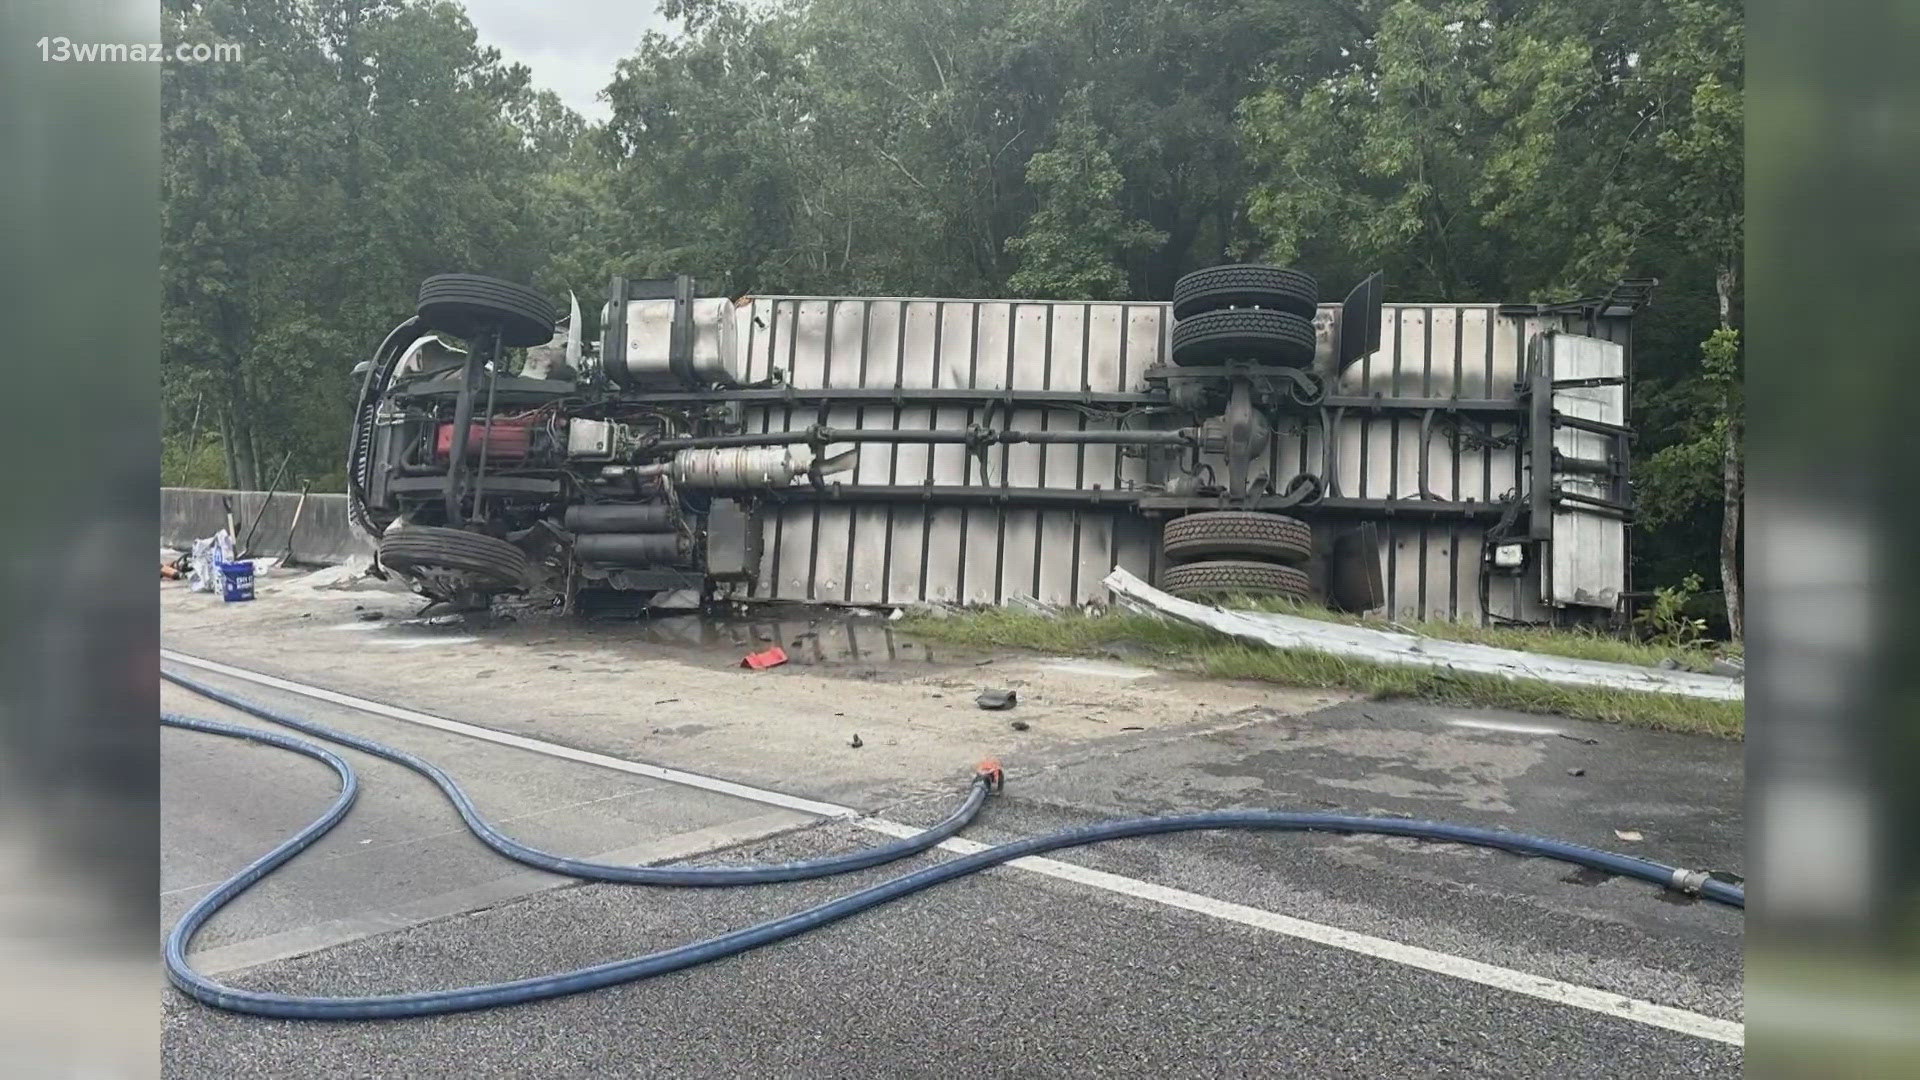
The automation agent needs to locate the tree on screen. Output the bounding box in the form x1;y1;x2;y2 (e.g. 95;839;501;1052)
162;0;577;488
1652;39;1743;637
161;0;1747;614
1237;0;1743;629
1240;0;1508;299
1006;99;1166;300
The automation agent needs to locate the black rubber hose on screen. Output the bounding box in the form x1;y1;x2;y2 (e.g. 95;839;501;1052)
163;695;1740;1021
161;668;992;885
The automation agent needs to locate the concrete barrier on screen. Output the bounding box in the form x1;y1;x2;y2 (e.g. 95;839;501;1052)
162;487;374;565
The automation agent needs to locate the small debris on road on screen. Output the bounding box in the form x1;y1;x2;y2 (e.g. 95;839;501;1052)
1613;829;1643;842
357;610;385;622
1557;732;1600;745
975;689;1018;710
741;645;789;670
1566;767;1586;777
1010;719;1030;731
653;698;679;705
848;733;863;748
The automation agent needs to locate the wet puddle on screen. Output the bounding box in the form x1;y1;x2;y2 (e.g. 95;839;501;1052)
329;601;949;667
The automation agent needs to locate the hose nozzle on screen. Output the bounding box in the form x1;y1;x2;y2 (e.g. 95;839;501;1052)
976;758;1004;793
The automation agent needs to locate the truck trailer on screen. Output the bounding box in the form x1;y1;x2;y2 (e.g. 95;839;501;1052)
347;267;1649;624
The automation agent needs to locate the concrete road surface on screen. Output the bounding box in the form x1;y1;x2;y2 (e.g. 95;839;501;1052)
159;573;1742;1077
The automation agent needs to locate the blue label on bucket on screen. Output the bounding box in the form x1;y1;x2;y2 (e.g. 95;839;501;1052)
216;561;255;602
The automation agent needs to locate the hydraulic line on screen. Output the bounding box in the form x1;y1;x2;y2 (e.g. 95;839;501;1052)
161;669;990;886
162;674;1742;1022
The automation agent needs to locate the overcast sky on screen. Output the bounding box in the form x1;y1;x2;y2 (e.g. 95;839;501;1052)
462;0;672;122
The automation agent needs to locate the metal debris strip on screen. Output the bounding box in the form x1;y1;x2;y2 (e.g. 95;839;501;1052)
1100;568;1744;703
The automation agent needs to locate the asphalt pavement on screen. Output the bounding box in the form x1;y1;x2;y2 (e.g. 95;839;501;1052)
159;579;1743;1077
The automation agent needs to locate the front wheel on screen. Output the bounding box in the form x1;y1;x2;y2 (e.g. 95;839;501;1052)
377;525;530;602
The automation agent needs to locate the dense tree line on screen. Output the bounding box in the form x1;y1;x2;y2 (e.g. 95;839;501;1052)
161;0;1741;624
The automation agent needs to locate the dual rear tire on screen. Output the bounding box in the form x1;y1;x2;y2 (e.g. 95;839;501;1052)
1157;510;1314;603
1168;264;1320;369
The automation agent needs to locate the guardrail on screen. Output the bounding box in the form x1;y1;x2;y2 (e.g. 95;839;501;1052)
162;487;372;565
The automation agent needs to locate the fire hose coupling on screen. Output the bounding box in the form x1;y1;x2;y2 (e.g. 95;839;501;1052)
975;757;1005;793
1668;867;1713;896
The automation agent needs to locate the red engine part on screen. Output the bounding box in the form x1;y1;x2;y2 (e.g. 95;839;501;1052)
435;418;533;461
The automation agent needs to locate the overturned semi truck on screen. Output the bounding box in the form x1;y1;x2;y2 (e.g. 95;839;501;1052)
347;269;1651;624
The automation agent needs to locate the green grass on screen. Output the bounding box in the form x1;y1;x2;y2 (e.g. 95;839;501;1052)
901;608;1743;738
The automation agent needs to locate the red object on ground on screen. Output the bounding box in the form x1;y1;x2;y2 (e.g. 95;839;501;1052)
975;757;1005;791
740;645;789;670
435;418;533;461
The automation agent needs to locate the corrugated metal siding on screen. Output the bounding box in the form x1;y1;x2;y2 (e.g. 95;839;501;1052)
1546;333;1627;609
730;295;1626;622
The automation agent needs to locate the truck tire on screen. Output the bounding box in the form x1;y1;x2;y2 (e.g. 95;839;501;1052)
377;525;530;595
1170;309;1316;368
417;274;557;348
1172;265;1318;320
1163;511;1313;565
1159;560;1311;602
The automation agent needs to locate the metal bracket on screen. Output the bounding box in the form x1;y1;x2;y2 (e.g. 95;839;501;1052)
1526;333;1554;540
1337;271;1385;369
668;274;696;387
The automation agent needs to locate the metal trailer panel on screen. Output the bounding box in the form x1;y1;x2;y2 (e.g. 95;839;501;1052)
1545;333;1627;609
731;296;1624;621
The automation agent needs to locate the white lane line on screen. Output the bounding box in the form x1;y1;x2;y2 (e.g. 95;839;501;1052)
162;650;855;820
861;822;1742;1045
185;810;808;976
157;788;670;898
160;648;1744;1047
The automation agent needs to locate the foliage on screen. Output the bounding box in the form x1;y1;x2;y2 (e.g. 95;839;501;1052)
159;0;1745;602
1633;572;1711;649
1241;0;1506;298
161;432;229;489
1637;327;1741;530
162;0;580;489
1006;99;1166;300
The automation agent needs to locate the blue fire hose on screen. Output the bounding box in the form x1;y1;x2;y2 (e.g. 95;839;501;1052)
161;669;1742;1021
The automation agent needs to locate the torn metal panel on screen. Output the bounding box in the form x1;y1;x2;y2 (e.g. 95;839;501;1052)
1101;567;1741;702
